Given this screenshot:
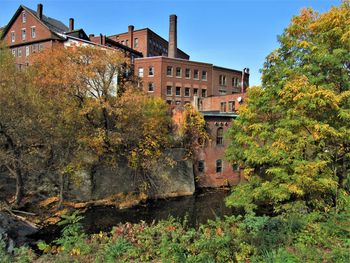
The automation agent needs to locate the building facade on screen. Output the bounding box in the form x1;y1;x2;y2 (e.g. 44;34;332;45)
1;3;250;188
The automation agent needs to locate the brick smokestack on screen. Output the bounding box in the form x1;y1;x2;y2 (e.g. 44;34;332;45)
69;18;74;31
168;14;177;58
37;3;43;20
128;25;134;48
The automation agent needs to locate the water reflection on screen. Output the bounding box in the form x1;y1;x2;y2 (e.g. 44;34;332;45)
82;189;233;233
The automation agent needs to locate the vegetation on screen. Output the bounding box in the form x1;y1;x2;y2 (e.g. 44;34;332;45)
226;1;350;215
1;2;349;263
1;208;349;262
0;45;207;206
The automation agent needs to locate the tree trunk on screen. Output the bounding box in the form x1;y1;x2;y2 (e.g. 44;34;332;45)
58;173;65;208
5;164;23;206
15;167;23;206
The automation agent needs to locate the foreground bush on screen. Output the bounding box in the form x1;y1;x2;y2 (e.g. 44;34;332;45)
2;208;349;263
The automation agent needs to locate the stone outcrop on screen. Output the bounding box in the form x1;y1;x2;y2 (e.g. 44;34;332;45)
0;212;38;253
66;148;195;202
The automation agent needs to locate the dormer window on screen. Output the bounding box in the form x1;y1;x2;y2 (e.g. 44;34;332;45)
22;12;26;23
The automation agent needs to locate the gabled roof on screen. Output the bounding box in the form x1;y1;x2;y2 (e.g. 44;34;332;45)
25;6;69;33
65;29;90;41
1;5;68;40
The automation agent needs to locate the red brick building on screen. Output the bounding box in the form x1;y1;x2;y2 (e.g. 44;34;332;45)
0;4;141;67
1;4;250;188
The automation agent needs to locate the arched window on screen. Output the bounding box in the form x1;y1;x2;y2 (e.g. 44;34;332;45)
216;159;223;173
216;127;223;145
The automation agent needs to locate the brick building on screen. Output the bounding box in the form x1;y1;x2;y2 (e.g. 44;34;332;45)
1;4;250;188
0;4;141;67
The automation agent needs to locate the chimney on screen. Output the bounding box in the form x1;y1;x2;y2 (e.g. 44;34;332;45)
69;18;74;31
100;34;106;45
168;14;177;58
128;25;134;48
37;3;43;20
89;34;95;39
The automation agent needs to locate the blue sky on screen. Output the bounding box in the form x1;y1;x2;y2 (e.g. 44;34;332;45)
1;0;341;86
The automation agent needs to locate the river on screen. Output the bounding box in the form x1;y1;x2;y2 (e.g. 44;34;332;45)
32;189;235;243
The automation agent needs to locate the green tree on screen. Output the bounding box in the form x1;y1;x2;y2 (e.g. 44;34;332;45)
226;2;350;214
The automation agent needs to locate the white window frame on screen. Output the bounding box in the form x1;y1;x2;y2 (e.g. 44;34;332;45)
148;66;154;76
18;47;22;57
138;67;144;77
31;26;36;39
11;31;15;43
166;66;173;77
185;68;191;79
202;70;207;81
148;82;154;92
21;28;26;41
194;69;199;80
12;48;16;57
184;87;190;97
134;38;138;48
176;67;182;78
175;86;181;96
25;46;30;57
22;11;26;23
166;86;172;96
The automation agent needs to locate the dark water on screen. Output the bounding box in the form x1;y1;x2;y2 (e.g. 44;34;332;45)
82;189;234;234
32;189;235;244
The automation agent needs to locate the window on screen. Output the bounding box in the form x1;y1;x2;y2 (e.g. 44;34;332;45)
18;47;22;57
25;46;30;57
138;67;144;77
198;160;205;172
31;27;36;38
134;38;138;48
220;102;227;112
121;40;125;45
125;40;129;46
201;89;207;97
216;160;223;173
185;87;190;97
219;75;227;86
32;44;38;53
148;82;154;92
202;70;207;80
148;66;154;76
38;44;43;51
166;66;173;76
228;101;235;112
194;69;199;79
232;164;240;172
166;100;172;105
166;86;172;96
176;87;181;96
232;77;239;87
175;101;181;105
176;67;182;77
22;12;26;23
21;29;26;40
11;31;15;43
11;49;16;57
193;88;198;96
185;68;191;78
216;127;223;145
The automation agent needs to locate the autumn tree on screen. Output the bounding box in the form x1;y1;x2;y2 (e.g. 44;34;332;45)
0;43;55;205
226;2;350;214
32;46;174;197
